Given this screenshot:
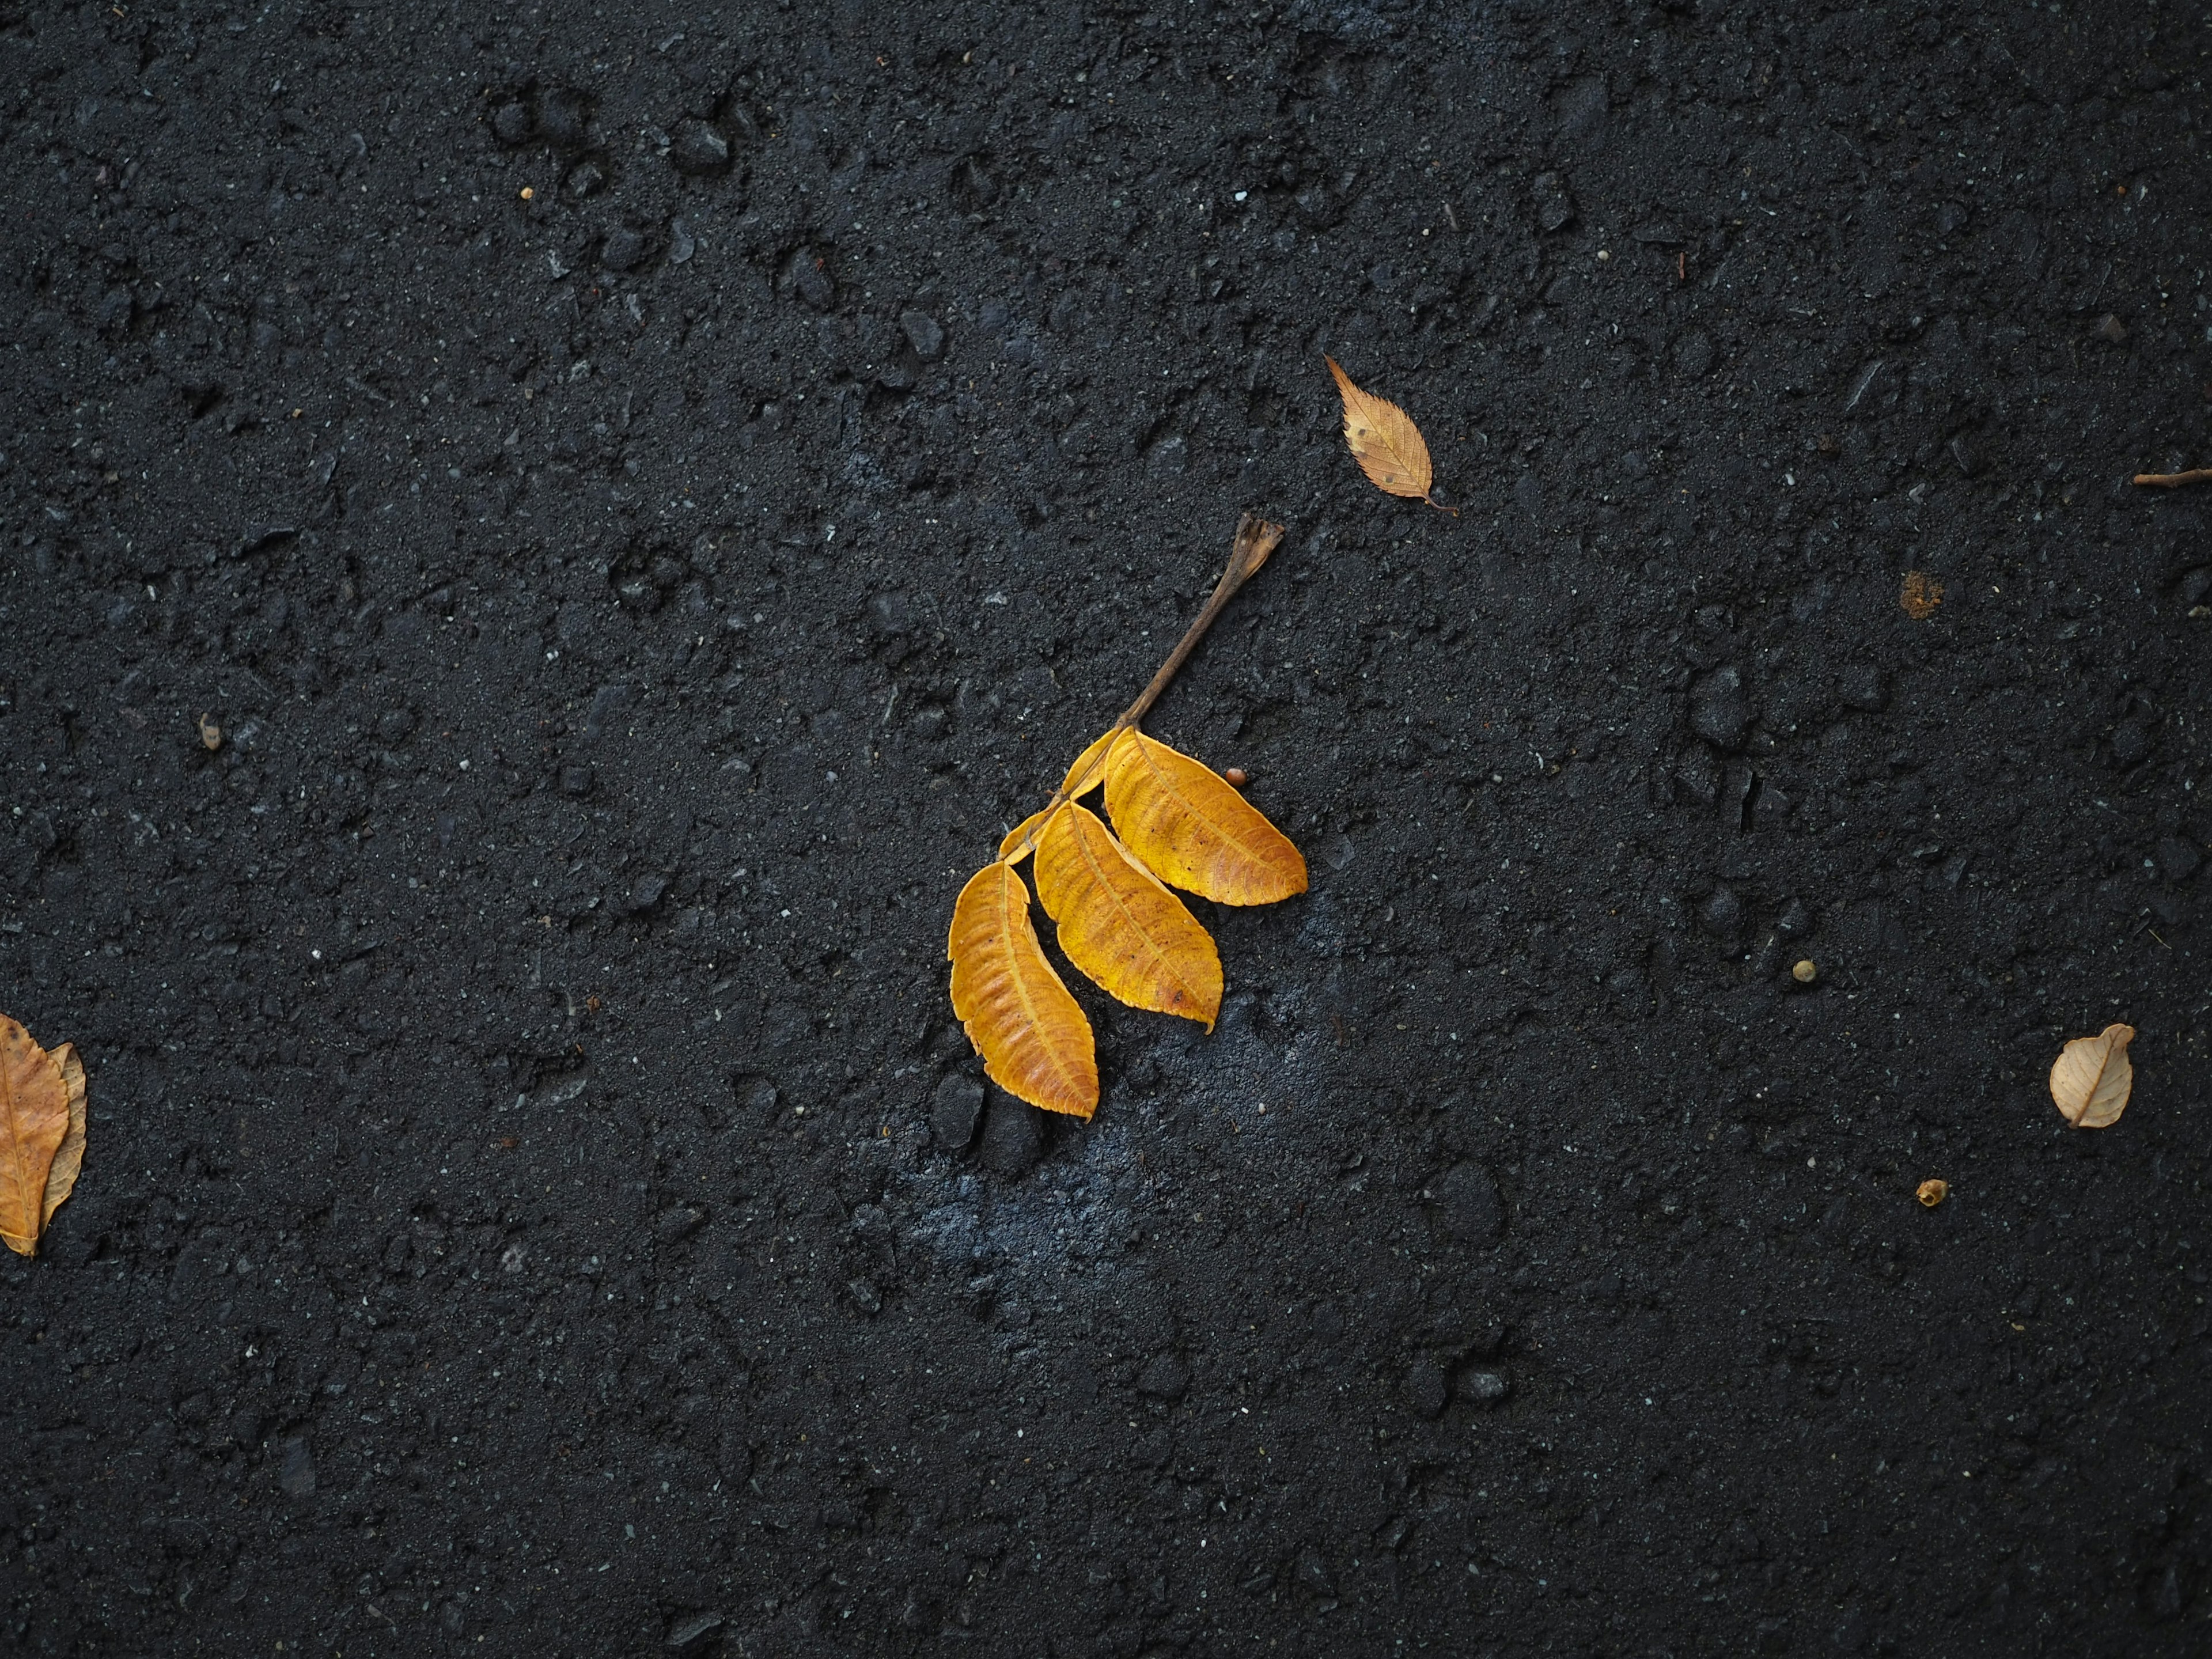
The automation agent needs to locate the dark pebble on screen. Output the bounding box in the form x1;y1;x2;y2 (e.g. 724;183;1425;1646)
1775;897;1812;936
1700;885;1743;935
566;160;607;198
1402;1358;1449;1420
626;873;668;913
2110;721;2152;767
845;1278;882;1316
1673;329;1716;378
782;249;835;312
278;1436;317;1497
1296;1549;1336;1598
1433;1161;1503;1245
1533;171;1575;232
2156;835;2202;883
1839;664;1887;711
669;118;731;176
377;707;416;743
653;1206;704;1244
1460;1369;1511;1408
601;226;647;272
538;86;591;150
491;101;532;146
900;309;945;360
560;763;594;797
1690;664;1752;749
931;1073;984;1150
1136;1351;1190;1401
978;1092;1043;1176
665;1612;725;1653
1949;433;1984;476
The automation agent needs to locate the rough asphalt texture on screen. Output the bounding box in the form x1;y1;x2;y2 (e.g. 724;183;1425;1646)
4;3;2209;1654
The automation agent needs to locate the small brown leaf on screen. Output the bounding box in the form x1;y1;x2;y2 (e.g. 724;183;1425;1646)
1326;356;1445;511
1;1014;77;1257
1916;1179;1948;1208
2050;1022;2135;1128
1900;570;1944;619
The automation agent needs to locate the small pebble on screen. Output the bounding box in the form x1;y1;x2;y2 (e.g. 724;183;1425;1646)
1461;1369;1511;1407
900;309;945;360
278;1436;317;1497
1792;959;1818;984
1224;766;1248;787
1689;664;1751;749
601;226;646;272
931;1073;984;1150
537;86;590;150
669;118;732;176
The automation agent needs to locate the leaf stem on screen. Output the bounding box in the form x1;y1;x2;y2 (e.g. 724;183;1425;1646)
1002;513;1285;861
2133;467;2212;488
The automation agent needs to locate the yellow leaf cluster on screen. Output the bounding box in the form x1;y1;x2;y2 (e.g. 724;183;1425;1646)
947;516;1306;1122
950;728;1306;1119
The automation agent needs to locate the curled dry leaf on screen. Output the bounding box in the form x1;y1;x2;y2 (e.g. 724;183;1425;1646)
1916;1179;1948;1208
1326;356;1447;512
1;1014;86;1258
2050;1022;2135;1128
948;862;1097;1118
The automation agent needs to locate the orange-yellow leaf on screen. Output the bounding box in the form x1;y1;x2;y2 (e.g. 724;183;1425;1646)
998;809;1051;863
1105;731;1308;906
1036;803;1222;1028
948;862;1099;1118
1;1014;71;1257
1327;355;1439;507
1060;727;1124;798
2050;1022;2135;1128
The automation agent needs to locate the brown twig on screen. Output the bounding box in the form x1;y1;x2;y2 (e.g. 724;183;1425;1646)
1006;513;1284;858
2133;468;2212;488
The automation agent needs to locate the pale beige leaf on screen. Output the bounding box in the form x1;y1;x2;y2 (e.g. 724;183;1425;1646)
1326;355;1440;508
42;1044;86;1232
2050;1022;2135;1128
0;1013;70;1257
1036;802;1222;1028
948;861;1099;1118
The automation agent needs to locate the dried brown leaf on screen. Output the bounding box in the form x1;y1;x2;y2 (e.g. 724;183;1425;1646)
1;1014;73;1257
2050;1022;2135;1128
1326;356;1445;510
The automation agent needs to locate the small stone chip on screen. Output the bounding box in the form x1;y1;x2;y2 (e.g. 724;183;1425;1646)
1792;959;1817;984
198;711;223;751
1917;1179;1948;1208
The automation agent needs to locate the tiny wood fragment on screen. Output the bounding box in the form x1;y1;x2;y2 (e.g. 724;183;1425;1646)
2132;467;2212;488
